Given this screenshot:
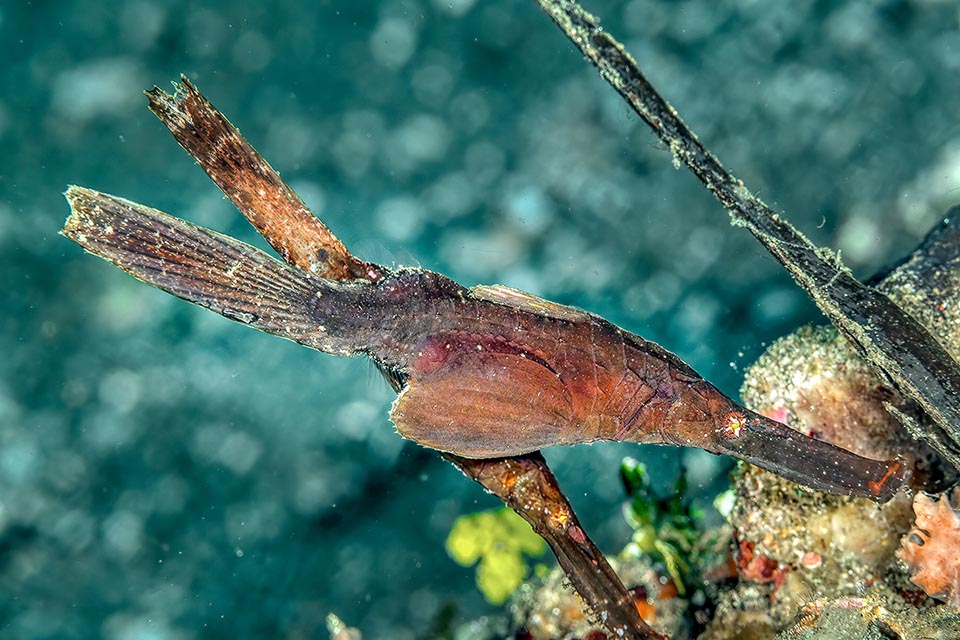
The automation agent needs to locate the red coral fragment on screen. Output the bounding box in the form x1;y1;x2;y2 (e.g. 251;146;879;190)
736;540;787;600
898;489;960;611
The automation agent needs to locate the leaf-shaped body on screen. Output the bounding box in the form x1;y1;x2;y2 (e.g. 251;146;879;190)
389;283;909;501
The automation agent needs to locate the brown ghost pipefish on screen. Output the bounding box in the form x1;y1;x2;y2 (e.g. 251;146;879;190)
62;187;909;502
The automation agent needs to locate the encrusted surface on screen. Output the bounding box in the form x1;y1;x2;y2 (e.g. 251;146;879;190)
510;555;686;640
741;325;912;461
705;242;960;637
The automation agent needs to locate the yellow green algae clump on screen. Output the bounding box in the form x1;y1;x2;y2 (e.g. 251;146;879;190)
445;506;547;605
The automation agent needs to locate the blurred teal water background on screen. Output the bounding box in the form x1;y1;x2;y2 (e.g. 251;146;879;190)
4;0;960;638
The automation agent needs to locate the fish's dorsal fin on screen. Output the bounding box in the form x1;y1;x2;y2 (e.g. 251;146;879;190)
470;284;589;322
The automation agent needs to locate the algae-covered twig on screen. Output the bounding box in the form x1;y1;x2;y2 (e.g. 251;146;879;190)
534;0;960;470
92;79;663;640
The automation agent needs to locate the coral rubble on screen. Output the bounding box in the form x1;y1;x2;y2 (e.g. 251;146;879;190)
510;556;686;640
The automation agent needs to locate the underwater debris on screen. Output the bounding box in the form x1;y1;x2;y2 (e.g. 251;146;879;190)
326;613;362;640
510;555;685;640
898;488;960;611
877;209;960;362
877;212;960;469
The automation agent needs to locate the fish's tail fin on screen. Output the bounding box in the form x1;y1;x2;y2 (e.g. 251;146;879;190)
62;186;358;356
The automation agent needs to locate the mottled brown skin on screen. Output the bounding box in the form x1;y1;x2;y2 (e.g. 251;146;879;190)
63;187;909;502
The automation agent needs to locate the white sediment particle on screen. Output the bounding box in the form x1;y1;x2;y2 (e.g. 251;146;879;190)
430;0;477;17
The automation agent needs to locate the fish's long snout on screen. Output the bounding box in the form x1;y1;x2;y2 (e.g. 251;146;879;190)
716;412;911;503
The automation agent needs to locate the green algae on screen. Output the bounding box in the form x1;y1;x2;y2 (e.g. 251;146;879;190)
446;507;547;605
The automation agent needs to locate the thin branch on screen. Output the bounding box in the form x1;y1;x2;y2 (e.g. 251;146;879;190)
534;0;960;470
143;79;663;640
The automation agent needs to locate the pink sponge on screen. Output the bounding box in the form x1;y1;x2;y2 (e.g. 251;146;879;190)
899;489;960;611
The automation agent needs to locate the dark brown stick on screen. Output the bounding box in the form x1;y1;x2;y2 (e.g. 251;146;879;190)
534;0;960;470
145;79;663;640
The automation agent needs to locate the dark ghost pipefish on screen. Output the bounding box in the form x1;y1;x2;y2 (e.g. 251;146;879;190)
62;186;910;503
